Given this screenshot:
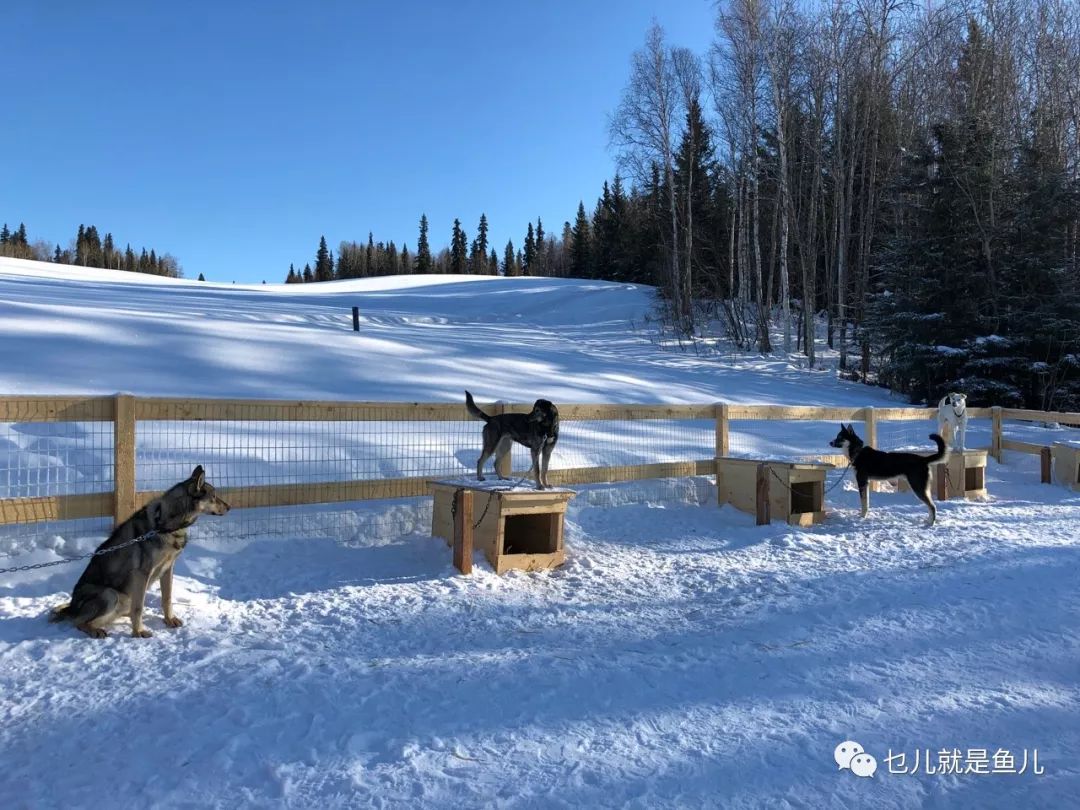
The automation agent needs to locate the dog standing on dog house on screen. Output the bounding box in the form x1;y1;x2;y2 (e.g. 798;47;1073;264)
937;392;968;451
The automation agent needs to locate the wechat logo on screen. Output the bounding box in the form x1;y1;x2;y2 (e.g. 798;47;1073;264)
835;740;878;778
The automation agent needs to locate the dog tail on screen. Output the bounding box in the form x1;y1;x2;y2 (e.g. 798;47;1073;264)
49;603;71;623
464;390;491;423
927;433;948;463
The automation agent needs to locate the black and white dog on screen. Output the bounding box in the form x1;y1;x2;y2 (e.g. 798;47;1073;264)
937;392;968;450
830;424;948;526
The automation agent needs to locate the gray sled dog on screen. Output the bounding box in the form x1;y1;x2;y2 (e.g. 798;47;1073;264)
830;424;947;526
50;465;229;638
465;390;560;490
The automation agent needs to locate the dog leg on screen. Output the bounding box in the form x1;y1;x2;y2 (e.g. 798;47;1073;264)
494;435;514;480
128;574;153;638
856;472;870;518
540;443;554;489
476;433;497;482
69;588;122;639
957;421;966;451
529;447;543;490
914;481;937;526
160;564;183;628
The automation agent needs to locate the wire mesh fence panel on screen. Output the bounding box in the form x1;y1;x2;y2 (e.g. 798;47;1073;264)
3;396;1073;569
727;419;848;460
0;396;115;557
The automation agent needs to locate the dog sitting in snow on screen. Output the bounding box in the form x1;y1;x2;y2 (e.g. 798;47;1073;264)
937;392;968;450
50;466;229;638
465;390;559;490
830;424;947;526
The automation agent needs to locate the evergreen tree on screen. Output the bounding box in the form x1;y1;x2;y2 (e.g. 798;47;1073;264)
502;239;517;276
285;264;299;284
470;213;489;274
450;218;468;274
489;247;499;276
570;201;592;278
198;272;206;281
0;224;9;244
523;222;536;275
314;236;334;282
533;218;546;276
415;214;432;274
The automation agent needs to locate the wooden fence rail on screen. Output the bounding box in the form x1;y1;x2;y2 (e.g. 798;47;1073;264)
0;394;1073;530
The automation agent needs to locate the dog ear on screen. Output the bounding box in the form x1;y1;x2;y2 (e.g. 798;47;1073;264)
190;465;205;491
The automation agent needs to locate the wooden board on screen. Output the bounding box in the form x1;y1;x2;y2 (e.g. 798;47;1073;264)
0;492;112;524
1051;443;1080;490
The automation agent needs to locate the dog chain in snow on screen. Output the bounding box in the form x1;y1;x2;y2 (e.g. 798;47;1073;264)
451;475;532;530
767;462;851;496
0;530;159;575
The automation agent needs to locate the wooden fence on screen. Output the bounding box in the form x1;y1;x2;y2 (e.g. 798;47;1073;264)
0;394;1076;531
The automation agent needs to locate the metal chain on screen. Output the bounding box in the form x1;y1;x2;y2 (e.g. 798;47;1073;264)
0;529;159;575
767;462;851;496
451;475;534;530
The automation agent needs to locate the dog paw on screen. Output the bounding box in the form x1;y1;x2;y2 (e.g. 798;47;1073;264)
477;474;486;482
133;628;153;638
163;616;183;628
79;625;107;639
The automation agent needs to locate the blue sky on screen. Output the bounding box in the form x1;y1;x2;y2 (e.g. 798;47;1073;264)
2;1;714;283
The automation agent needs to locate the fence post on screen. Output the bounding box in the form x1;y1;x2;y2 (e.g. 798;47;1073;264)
715;402;729;460
755;463;770;526
1040;446;1052;484
453;488;473;574
493;400;512;479
991;406;1003;463
114;393;136;526
352;306;360;332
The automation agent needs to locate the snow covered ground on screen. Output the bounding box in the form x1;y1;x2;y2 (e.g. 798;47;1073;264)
1;259;1078;808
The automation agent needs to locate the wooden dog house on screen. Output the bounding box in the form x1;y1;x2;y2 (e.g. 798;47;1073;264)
716;458;832;526
897;448;988;500
1052;443;1080;491
430;481;574;574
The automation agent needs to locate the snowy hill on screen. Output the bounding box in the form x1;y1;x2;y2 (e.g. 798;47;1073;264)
0;256;896;406
0;257;1077;808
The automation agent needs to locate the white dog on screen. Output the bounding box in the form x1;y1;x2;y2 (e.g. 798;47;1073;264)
937;392;968;450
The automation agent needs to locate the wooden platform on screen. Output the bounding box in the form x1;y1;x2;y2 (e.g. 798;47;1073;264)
716;458;833;526
1052;443;1080;491
430;481;575;574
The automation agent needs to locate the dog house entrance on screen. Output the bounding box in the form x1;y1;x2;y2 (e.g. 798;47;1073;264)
789;481;820;516
966;465;985;492
503;513;558;556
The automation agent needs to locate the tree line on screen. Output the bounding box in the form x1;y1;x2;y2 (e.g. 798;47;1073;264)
0;221;182;277
286;0;1078;410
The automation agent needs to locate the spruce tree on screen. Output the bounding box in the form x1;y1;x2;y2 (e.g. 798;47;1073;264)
571;202;592;278
415;214;432;274
534;218;546;276
450;219;468;274
198;272;206;281
470;213;489;274
523;222;536;275
502;240;516;276
314;236;334;282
